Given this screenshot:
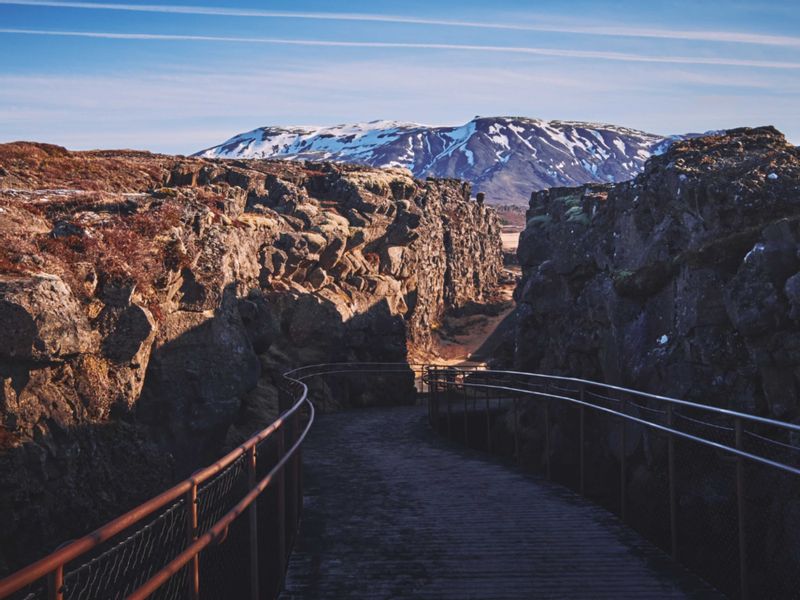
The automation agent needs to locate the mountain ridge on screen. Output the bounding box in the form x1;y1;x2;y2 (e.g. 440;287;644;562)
197;116;685;204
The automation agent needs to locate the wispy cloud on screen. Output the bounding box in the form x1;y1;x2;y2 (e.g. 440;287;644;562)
2;28;799;70
2;0;799;48
2;54;797;153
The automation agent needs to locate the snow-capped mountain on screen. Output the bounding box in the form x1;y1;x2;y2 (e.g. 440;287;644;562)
196;117;679;204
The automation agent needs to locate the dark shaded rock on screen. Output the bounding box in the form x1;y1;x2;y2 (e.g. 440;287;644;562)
613;261;675;299
784;272;800;320
515;126;800;415
98;304;155;364
51;220;85;238
511;127;800;596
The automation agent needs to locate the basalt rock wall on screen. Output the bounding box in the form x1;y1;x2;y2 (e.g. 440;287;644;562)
515;126;800;417
0;143;502;573
512;127;800;594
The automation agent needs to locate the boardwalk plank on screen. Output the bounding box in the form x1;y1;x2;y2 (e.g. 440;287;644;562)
280;406;719;599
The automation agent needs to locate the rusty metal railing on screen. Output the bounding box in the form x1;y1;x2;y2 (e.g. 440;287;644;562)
0;372;314;600
0;363;426;600
8;362;794;599
425;367;800;600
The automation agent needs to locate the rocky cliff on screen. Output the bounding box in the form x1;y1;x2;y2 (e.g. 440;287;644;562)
0;142;502;573
512;126;800;595
515;126;800;418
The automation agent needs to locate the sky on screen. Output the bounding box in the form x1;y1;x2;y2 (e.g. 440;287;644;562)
0;0;798;154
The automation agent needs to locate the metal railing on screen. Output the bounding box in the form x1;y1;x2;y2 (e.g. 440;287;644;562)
0;363;425;600
3;362;798;599
0;372;315;600
425;367;800;600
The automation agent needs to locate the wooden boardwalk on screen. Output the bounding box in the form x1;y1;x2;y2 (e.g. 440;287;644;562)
280;406;718;599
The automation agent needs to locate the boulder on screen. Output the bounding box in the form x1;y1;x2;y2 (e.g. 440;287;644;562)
0;274;92;361
98;304;156;364
307;267;328;289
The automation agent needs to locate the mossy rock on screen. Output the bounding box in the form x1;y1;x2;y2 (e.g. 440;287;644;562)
564;205;590;225
613;261;675;298
556;193;583;208
527;214;553;227
566;212;591;226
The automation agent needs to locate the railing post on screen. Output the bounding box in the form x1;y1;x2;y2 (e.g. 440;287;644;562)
247;445;259;600
290;409;301;541
446;374;453;441
47;565;63;600
276;427;287;586
544;385;551;481
472;379;477;412
485;376;492;454
579;384;585;495
185;481;199;600
620;394;627;522
424;364;429;395
426;366;432;425
437;369;442;434
463;374;469;444
735;418;749;600
296;401;305;523
431;368;438;431
513;394;520;463
667;404;678;560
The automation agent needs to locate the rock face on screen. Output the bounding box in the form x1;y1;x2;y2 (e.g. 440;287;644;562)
197;117;684;205
512;126;800;595
515;126;800;418
0;142;502;573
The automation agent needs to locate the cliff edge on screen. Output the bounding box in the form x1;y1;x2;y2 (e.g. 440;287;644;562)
0;143;502;572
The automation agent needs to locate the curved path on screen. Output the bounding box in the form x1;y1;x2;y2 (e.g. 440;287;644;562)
280;406;718;599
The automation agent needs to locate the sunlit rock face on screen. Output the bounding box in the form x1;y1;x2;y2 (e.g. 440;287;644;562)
0;142;502;573
515;126;800;417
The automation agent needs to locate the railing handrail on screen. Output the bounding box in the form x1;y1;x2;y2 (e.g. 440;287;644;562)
435;367;800;434
427;372;800;477
0;363;431;598
424;365;800;599
126;394;316;600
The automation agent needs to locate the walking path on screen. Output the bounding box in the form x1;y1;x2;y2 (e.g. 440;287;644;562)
280;406;718;599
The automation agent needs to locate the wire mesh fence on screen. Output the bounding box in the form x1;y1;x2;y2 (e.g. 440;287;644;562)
62;498;190;600
0;371;313;600
194;453;250;600
5;498;193;600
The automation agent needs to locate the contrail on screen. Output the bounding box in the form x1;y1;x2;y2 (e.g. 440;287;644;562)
1;28;799;70
1;0;799;49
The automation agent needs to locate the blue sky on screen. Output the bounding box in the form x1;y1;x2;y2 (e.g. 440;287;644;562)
0;0;798;153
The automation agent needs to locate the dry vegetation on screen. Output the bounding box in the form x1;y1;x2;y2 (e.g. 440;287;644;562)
1;189;187;317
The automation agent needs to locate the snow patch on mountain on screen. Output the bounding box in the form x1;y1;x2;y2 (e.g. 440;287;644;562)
197;116;683;204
